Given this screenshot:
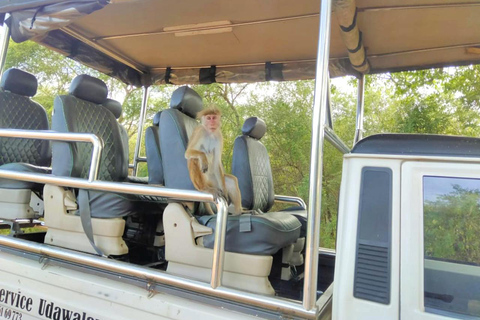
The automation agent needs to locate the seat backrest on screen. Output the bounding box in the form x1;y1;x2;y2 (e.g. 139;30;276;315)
232;117;274;212
0;68;50;166
145;111;164;184
51;75;128;182
102;98;129;168
158;86;203;190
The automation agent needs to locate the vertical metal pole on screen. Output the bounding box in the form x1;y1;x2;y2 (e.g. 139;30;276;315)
0;22;11;77
353;74;365;145
132;86;149;175
210;197;228;289
325;77;333;129
87;135;103;182
303;0;332;311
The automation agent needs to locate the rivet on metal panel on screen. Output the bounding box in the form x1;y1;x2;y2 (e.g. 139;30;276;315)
39;256;49;270
146;280;157;298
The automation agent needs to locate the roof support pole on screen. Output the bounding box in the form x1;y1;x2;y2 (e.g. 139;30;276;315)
354;74;365;144
133;86;149;176
0;22;10;77
303;0;332;311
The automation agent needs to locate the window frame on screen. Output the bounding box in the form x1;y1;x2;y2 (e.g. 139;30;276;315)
401;161;480;320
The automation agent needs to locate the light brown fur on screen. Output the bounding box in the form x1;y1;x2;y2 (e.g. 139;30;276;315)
185;107;242;215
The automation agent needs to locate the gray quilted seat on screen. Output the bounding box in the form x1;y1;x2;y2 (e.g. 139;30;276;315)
232;117;307;237
0;68;50;190
145;111;164;185
52;75;136;217
102;98;147;185
158;86;301;255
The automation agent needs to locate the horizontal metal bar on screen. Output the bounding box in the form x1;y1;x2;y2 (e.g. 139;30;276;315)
369;41;480;60
359;2;480;13
96;13;319;41
0;169;214;203
274;195;307;209
324;126;350;154
0;237;316;319
62;26;147;74
0;129;102;182
151;58;317;71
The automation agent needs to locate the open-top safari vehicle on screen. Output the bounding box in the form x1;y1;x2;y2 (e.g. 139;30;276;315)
0;0;479;319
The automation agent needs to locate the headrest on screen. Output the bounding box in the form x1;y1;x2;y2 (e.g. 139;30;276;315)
102;98;122;119
69;74;108;104
170;86;203;118
242;117;267;140
153;111;162;126
0;68;37;97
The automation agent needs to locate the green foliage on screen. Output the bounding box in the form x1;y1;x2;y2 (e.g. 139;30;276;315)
7;38;480;252
425;185;480;263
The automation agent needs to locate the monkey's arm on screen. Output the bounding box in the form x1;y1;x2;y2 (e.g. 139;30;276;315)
185;126;208;171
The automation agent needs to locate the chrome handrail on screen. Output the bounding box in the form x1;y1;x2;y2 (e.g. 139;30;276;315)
0;169;214;202
211;197;228;288
325;126;350;154
0;236;316;319
304;0;332;311
0;129;103;182
132;86;149;175
274;194;307;209
0;130;241;312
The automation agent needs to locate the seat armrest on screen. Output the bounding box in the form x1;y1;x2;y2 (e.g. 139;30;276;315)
125;176;149;184
274;195;306;210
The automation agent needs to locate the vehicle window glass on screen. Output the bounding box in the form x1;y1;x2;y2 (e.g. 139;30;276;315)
423;176;480;318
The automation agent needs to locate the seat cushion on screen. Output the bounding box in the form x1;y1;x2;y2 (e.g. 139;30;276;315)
77;190;138;218
0;162;50;190
197;211;301;255
282;208;307;239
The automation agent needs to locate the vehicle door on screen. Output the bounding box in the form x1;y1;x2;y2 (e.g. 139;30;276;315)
401;161;480;319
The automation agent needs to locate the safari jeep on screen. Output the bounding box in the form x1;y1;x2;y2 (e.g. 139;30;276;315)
0;0;479;319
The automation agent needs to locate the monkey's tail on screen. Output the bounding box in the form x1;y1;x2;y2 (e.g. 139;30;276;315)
188;158;207;191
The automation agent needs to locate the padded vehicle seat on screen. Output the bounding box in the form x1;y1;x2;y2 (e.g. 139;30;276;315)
0;68;50;219
44;75;138;255
51;75;136;217
232;117;307;268
233;117;307;217
159;86;301;255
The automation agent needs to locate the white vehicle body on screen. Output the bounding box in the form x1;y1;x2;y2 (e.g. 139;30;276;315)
0;0;478;319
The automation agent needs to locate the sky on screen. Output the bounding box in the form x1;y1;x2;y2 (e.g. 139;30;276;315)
424;176;480;202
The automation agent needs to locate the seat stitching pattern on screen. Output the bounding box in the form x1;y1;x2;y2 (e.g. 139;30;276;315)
246;137;271;211
0;91;49;165
69;97;118;181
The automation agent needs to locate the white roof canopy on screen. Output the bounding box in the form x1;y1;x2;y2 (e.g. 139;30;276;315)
3;0;480;85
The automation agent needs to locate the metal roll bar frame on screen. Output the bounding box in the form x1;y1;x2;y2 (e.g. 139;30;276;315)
0;0;367;317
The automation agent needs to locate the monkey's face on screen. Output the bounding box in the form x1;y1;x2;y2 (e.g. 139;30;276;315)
202;114;221;132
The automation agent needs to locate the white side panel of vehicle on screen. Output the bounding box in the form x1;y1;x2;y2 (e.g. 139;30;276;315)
0;251;260;320
333;157;401;320
400;161;480;320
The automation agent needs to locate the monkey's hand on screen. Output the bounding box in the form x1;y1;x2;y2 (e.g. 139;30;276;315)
206;187;226;200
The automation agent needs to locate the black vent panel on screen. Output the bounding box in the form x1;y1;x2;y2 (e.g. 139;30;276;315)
354;243;390;304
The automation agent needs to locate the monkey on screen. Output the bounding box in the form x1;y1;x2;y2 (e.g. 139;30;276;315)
185;106;243;215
